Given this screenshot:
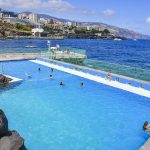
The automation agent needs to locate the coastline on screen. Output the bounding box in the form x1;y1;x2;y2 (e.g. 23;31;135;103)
0;36;65;40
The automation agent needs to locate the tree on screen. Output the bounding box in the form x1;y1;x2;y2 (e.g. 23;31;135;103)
102;29;110;35
15;23;31;31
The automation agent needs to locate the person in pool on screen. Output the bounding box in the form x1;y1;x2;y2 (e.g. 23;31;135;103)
140;84;144;89
51;68;54;73
80;82;84;86
106;71;112;81
25;72;32;78
50;75;53;79
60;82;64;86
143;121;150;132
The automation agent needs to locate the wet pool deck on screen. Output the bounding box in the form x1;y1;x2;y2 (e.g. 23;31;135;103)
140;138;150;150
30;59;150;98
0;53;40;61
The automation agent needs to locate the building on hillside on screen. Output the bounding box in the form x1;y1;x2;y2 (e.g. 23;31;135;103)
32;28;44;37
39;18;48;24
66;21;72;26
72;22;78;27
48;23;64;30
29;13;38;23
18;13;29;19
55;21;63;25
76;25;89;30
0;13;3;18
0;8;16;19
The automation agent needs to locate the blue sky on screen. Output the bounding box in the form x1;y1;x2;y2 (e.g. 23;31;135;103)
0;0;150;35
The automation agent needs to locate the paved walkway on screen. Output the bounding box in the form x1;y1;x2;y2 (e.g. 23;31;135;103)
140;138;150;150
30;59;150;98
0;53;40;61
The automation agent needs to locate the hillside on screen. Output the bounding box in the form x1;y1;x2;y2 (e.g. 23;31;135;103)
1;7;149;39
0;21;31;38
36;13;149;39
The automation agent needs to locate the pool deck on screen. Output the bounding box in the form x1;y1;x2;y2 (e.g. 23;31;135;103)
30;59;150;98
140;138;150;150
0;53;40;61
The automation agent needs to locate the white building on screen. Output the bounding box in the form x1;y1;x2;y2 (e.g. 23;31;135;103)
72;22;78;26
76;26;89;30
39;18;48;24
0;11;15;19
66;21;72;26
0;13;3;18
18;13;29;19
29;13;38;23
32;28;44;37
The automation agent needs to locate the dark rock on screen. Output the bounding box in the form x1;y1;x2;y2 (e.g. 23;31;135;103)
0;110;26;150
0;74;12;84
0;110;8;137
0;131;26;150
0;75;5;83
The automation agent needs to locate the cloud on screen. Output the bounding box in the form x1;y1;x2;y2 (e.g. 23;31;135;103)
145;17;150;24
102;9;115;17
0;0;74;12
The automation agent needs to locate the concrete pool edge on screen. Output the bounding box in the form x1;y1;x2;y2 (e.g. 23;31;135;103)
37;57;150;85
30;59;150;98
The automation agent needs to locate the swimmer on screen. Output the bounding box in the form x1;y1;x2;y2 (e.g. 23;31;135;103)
38;68;41;71
50;74;53;79
51;68;54;72
25;72;32;78
60;82;64;86
80;82;84;86
106;72;112;81
116;77;120;82
143;121;150;132
140;84;144;89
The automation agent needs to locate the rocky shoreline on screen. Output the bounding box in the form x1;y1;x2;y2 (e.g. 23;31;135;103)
0;110;26;150
0;34;127;40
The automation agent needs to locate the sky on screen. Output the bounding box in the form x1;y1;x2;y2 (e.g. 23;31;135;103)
0;0;150;35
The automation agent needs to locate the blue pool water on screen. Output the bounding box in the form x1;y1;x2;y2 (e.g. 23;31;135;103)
0;60;150;150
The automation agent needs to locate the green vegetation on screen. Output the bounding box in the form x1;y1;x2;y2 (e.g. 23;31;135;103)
43;26;55;34
75;29;86;34
15;23;31;32
75;28;111;35
102;29;110;35
0;21;32;38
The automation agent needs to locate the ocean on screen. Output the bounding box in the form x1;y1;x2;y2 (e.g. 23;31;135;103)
0;39;150;81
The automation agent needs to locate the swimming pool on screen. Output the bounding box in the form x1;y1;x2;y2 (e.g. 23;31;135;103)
0;60;150;150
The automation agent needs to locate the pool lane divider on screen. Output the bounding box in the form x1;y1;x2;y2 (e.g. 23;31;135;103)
30;59;150;98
